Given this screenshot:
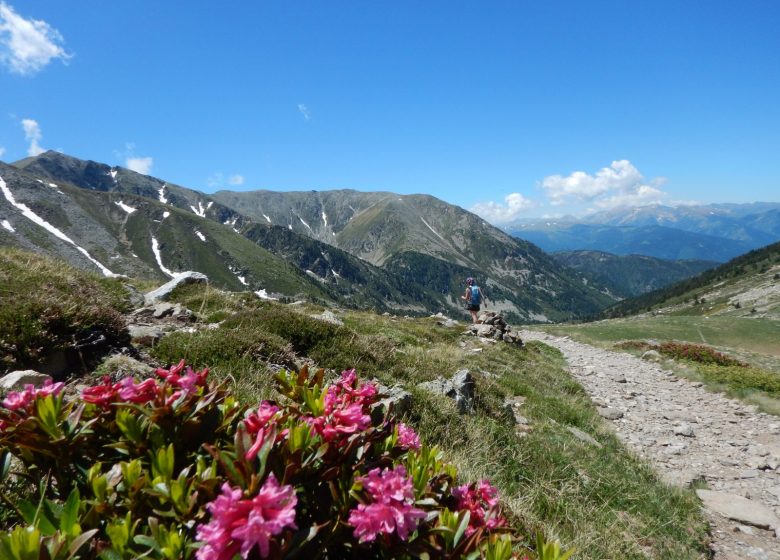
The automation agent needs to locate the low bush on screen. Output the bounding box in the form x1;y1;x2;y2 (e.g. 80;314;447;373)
656;342;747;367
0;362;557;559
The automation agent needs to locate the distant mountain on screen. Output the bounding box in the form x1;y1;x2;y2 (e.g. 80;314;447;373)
506;203;780;262
4;151;615;322
552;250;718;299
212;189;617;322
509;223;755;261
600;240;780;319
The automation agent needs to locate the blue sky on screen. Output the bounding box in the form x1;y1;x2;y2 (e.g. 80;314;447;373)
1;1;778;223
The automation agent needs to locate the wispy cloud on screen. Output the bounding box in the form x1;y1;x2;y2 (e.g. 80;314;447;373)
297;103;311;121
541;160;667;209
0;2;71;75
126;156;153;175
470;192;537;224
207;172;245;189
21;118;44;156
0;146;5;159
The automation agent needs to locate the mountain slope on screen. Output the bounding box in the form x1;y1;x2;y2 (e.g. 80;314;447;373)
553;251;718;299
0;161;332;298
212;189;616;322
10;151;615;322
601;240;780;319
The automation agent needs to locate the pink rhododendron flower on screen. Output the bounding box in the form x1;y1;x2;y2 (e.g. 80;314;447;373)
116;377;159;404
156;359;209;393
348;466;425;543
244;402;281;461
196;474;297;559
397;423;421;450
2;380;64;411
305;370;375;443
452;480;506;535
81;376;117;408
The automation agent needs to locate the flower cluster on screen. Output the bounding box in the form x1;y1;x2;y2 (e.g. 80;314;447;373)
453;480;507;536
196;474;297;560
81;360;209;408
305;369;376;442
1;379;64;411
348;466;427;542
1;363;525;560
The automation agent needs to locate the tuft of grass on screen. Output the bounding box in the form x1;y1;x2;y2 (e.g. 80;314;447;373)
0;248;130;374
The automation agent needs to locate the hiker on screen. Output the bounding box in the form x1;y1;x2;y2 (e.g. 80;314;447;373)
462;277;486;324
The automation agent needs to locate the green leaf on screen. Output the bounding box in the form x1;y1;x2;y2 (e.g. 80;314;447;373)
67;528;99;559
60;488;81;538
0;450;11;483
453;509;470;547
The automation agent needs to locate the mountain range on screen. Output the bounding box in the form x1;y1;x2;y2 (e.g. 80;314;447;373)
1;151;615;322
506;203;780;262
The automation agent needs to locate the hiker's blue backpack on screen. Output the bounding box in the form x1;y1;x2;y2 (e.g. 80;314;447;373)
470;285;481;306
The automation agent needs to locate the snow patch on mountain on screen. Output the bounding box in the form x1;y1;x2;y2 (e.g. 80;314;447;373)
150;236;179;278
1;175;117;277
420;217;446;242
109;169;118;181
322;211;328;227
228;265;248;286
162;211;170;219
299;216;312;230
2;219;14;232
158;184;168;204
114;201;137;214
190;200;212;217
263;214;271;223
194;230;206;242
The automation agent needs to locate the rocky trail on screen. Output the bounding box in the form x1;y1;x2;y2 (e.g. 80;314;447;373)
520;330;780;560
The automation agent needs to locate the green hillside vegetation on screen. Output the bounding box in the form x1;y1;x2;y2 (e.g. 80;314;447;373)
601;240;780;318
0;250;710;558
553;251;717;299
0;248;130;374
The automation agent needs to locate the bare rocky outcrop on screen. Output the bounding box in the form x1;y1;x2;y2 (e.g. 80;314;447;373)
0;370;51;391
522;330;780;560
418;369;475;414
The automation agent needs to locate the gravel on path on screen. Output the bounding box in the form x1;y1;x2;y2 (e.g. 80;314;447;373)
521;330;780;560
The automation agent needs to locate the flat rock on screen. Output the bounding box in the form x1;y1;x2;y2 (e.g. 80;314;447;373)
0;370;52;391
696;490;780;530
567;426;603;448
144;272;208;304
128;324;167;342
674;423;696;437
475;324;495;337
311;310;343;326
598;407;624;420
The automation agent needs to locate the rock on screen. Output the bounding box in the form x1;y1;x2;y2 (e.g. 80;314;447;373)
696;490;780;530
153;302;176;319
598;407;624;420
128;324;167;343
674;423;696;437
144;272;208;305
567;426;603;448
373;384;412;421
663;469;705;488
493;330;504;341
503;396;528;425
0;370;52;391
611;374;628;383
418;369;475;414
641;350;663;362
475;325;495;337
312;310;343;326
739;469;760;479
122;282;146;308
436;319;459;328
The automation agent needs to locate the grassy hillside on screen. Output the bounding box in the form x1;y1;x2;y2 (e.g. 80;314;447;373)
148;288;709;558
601;240;780;319
553;250;717;299
0;252;710;558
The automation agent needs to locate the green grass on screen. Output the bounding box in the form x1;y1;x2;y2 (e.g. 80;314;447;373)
0;248;130;374
149;297;709;558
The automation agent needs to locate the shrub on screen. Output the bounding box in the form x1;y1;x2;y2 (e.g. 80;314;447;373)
656;342;747;367
0;362;550;559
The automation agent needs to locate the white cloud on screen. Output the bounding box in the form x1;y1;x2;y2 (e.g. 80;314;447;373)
541;160;667;208
0;2;71;75
21;118;44;156
126;156;153;175
228;174;244;186
297;103;310;121
470;192;536;224
0;146;5;158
